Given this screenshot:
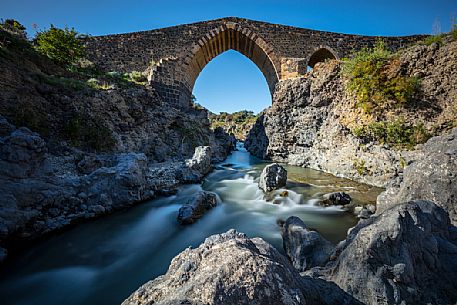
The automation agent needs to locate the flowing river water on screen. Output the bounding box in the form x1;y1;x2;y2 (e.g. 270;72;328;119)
0;143;382;305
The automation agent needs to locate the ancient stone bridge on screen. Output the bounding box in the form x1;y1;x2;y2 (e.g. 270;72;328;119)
85;17;424;106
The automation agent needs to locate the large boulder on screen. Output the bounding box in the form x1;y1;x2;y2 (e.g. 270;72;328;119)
377;128;457;225
121;229;361;305
177;191;218;224
323;200;457;305
281;216;334;272
258;163;287;192
182;146;212;182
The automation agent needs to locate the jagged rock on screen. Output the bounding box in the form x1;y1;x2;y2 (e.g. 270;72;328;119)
356;207;371;219
258;163;287;192
76;154;104;174
0;127;47;178
182;146;212;182
377;128;457;225
177;191;218;224
281;216;334;272
121;229;361;305
323;200;457;305
321;192;351;206
211;127;236;162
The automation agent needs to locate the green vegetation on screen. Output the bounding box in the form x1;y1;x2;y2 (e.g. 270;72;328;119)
62;114;115;151
353;158;367;175
34;25;86;67
40;74;87;90
209;110;258;140
341;40;420;113
353;119;430;149
399;156;406;169
422;34;445;46
0;19;26;35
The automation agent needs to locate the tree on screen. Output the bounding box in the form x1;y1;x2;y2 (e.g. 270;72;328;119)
34;25;86;67
0;19;27;38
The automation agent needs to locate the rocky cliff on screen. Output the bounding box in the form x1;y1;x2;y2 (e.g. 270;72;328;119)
0;29;235;260
246;37;457;188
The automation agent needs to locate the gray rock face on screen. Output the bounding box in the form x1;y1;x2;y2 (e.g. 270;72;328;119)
377;128;457;225
0;120;229;258
211;127;236;162
177;191;218;225
258;163;287;192
121;229;361;305
323;200;457;305
246;40;457;188
321;192;351;206
0;127;47;178
281;216;334;272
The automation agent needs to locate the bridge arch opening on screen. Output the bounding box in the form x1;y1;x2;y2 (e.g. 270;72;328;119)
307;47;338;69
192;50;272;114
182;25;280;98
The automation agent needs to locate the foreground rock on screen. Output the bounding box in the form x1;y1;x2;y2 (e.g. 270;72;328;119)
321;200;457;305
122;229;361;305
377;128;457;225
177;191;218;224
258;163;287;192
281;216;334;272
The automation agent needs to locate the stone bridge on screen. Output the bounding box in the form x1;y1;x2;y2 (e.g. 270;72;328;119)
85;17;424;107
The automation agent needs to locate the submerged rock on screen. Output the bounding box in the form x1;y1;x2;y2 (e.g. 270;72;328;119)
324;200;457;305
258;163;287;192
177;191;218;224
281;216;334;272
321;192;351;206
121;229;361;305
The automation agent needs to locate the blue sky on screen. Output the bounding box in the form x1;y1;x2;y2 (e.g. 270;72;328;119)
2;0;456;113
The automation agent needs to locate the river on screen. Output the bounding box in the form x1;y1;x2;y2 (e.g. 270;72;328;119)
0;143;382;305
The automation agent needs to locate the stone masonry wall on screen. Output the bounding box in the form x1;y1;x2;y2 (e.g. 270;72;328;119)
85;17;426;106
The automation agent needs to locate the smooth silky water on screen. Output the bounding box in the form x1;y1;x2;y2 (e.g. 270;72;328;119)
0;143;382;305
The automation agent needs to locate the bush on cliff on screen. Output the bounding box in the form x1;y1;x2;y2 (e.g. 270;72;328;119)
353;119;430;149
0;19;26;38
63;114;115;151
34;25;86;67
342;40;419;113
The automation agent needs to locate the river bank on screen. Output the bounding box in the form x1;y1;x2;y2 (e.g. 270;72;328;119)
0;143;383;305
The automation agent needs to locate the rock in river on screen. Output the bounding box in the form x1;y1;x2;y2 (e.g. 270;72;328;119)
258;163;287;192
281;216;334;272
177;191;218;224
321;192;352;206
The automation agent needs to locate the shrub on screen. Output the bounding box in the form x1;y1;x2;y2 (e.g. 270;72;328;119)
352;119;430;149
63;114;115;151
34;25;86;67
342;40;419;112
353;158;367;175
0;19;26;38
128;71;148;84
422;34;444;46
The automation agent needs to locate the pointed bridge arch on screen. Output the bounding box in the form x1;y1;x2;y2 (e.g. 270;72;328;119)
148;22;281;106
